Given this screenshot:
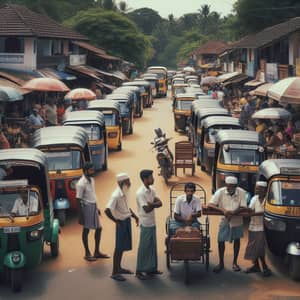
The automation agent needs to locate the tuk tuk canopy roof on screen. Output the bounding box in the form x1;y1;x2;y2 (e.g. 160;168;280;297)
63;110;105;127
147;66;167;73
88;100;120;112
201;116;241;129
175;93;196;99
259;159;300;180
32;126;89;149
106;94;130;101
192;100;223;111
215;129;263;145
124;81;151;87
196;108;229;120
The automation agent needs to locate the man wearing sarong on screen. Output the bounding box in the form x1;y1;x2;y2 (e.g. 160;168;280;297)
136;169;163;280
245;181;271;277
76;162;109;261
171;182;201;235
105;173;139;282
209;176;247;273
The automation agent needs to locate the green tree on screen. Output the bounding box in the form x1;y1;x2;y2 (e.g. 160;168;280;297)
65;9;154;68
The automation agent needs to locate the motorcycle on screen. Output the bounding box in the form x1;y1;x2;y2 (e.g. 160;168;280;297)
151;128;174;183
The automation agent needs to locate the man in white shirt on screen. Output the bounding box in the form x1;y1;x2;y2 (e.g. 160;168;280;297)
244;181;271;277
209;176;247;273
11;190;39;216
105;173;139;282
171;182;201;235
76;162;109;261
136;169;162;280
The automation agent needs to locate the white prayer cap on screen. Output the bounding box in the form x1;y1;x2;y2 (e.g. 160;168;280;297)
116;173;130;182
225;176;238;185
256;181;267;187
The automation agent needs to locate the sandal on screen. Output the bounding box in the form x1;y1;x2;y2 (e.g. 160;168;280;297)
147;270;163;275
213;264;224;274
136;272;149;280
244;265;261;274
119;268;134;274
232;264;241;272
84;255;97;262
262;268;272;277
111;274;126;281
94;252;110;259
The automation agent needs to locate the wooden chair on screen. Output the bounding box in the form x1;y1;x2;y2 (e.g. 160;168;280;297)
174;141;195;176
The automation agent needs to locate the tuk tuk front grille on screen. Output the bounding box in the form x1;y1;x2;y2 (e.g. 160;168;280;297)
7;233;20;251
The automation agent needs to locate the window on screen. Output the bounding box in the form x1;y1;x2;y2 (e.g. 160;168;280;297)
4;37;24;53
269;181;300;206
175;100;193;110
220;147;261;166
80;124;102;140
46;150;81;171
103;114;116;126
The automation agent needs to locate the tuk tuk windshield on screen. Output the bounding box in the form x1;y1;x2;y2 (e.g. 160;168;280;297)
46;151;81;171
220;145;261;166
80;124;102;141
174;87;186;95
103;113;117;126
175;100;194;111
269;181;300;206
119;102;130;114
0;190;39;217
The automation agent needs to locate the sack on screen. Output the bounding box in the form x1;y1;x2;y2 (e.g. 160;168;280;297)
175;226;201;238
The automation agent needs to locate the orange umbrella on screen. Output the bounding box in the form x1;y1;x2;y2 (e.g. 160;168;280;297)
22;77;70;92
64;88;96;101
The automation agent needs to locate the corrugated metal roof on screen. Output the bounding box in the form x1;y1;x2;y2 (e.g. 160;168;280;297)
193;40;228;55
202;116;241;128
233;17;300;49
63;110;105;126
216;130;263;145
88;100;120;112
0;4;87;40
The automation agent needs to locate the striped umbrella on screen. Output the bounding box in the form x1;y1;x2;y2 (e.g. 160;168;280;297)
268;77;300;104
252;108;291;120
64;88;96;101
23;77;70;92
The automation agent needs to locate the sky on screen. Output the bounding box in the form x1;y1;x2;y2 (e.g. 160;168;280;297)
124;0;237;18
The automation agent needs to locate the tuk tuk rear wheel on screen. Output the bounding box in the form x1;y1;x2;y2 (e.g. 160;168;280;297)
117;142;122;151
57;210;66;227
10;269;22;293
289;255;300;281
50;237;59;258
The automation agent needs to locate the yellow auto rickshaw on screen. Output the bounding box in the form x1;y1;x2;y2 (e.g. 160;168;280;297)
171;83;188;100
88;100;122;151
258;159;300;280
147;66;168;97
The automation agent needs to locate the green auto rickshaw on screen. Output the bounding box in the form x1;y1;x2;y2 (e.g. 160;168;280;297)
0;148;60;292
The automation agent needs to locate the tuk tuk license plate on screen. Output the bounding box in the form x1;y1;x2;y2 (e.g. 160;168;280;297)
3;227;21;233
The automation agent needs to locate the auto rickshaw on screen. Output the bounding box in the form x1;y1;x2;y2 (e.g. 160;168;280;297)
189;102;227;147
88;100;122;151
173;93;196;132
0;148;60;292
147;66;168;97
143;74;159;98
106;94;134;135
212;130;266;195
171;83;188;100
117;86;143;118
63;110;108;172
198;116;242;173
112;89;137;117
258;159;300;280
31;126;91;226
124;81;153;108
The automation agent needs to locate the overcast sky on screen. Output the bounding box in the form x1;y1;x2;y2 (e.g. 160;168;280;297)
124;0;236;18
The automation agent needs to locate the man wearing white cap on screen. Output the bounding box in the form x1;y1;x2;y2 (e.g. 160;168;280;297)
105;173;139;282
209;176;247;273
244;181;271;277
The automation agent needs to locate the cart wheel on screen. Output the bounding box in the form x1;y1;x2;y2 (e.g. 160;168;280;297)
57;209;66;227
50;236;59;258
10;269;22;293
184;260;189;285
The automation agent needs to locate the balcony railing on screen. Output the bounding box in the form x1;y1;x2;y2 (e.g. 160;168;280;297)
0;53;24;64
37;55;68;69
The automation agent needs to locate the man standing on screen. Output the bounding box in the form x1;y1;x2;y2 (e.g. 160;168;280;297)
136;169;163;280
244;181;271;277
28;107;44;131
45;96;58;126
208;176;247;273
105;173;139;282
76;162;109;261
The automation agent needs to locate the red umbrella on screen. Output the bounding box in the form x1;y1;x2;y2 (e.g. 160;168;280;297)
64;88;96;101
22;77;70;92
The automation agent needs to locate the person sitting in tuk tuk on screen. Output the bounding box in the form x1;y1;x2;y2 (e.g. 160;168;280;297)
264;129;282;157
171;182;201;235
244;181;272;277
208;176;247;273
11;190;39;216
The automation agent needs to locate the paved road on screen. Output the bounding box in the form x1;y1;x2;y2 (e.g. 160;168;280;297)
1;96;300;299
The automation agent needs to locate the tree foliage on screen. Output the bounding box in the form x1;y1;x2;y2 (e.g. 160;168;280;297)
64;9;153;68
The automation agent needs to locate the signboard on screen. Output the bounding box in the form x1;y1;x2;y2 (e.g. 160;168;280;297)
266;63;278;83
69;54;86;66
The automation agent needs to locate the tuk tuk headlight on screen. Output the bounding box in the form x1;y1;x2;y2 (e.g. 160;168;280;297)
12;253;21;264
27;228;43;241
69;178;79;190
258;146;264;153
264;217;286;232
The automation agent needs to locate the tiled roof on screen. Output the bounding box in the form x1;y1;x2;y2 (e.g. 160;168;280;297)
0;3;87;40
233;17;300;49
192;40;228;56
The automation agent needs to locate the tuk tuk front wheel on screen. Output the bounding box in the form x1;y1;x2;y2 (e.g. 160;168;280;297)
50;237;59;258
57;209;66;227
10;269;22;293
289;255;300;281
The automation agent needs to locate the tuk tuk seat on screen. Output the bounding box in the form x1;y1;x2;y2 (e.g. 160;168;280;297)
174;141;195;176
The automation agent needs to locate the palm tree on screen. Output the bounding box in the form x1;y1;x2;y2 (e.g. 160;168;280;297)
199;4;211;19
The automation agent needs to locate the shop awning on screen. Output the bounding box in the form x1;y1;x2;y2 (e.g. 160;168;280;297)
0;78;30;95
223;74;249;86
0;68;42;85
38;68;77;81
97;82;116;92
244;80;265;87
67;65;103;81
